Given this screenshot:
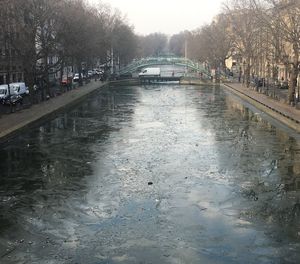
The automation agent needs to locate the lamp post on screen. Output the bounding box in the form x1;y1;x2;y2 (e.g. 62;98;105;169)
184;38;188;75
297;64;300;102
4;30;12;112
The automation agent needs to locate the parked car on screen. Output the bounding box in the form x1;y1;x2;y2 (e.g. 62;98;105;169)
1;93;23;105
87;70;93;77
9;82;29;96
61;76;72;86
280;80;289;89
93;69;103;76
0;84;18;100
73;73;84;82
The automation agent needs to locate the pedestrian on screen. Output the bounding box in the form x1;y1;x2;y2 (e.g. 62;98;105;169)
33;84;39;104
255;76;258;87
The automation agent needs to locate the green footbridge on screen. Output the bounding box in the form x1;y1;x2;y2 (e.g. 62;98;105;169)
119;56;211;79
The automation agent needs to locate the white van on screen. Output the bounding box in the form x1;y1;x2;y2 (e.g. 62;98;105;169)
139;67;161;78
9;82;29;96
0;84;18;100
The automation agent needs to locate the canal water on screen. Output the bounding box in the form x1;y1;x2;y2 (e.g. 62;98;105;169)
1;84;300;263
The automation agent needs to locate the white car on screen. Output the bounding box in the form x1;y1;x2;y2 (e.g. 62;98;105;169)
73;73;83;82
88;70;93;77
0;84;19;99
93;69;103;75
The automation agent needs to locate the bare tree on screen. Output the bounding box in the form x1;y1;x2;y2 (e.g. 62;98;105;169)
8;0;64;98
188;29;205;62
198;15;233;70
103;9;137;74
225;0;262;86
137;33;168;58
169;32;186;57
59;0;89;85
253;0;300;103
0;0;16;86
112;22;137;68
0;0;136;99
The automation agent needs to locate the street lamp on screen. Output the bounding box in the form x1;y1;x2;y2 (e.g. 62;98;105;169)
297;63;300;102
184;38;188;75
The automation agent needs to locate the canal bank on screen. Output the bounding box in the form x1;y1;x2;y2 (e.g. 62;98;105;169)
1;79;300;144
223;82;300;133
1;84;300;263
0;81;107;143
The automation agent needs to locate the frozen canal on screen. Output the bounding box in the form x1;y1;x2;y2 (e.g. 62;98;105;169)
1;84;300;263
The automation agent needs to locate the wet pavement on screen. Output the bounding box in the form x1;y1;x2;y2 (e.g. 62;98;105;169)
1;84;300;263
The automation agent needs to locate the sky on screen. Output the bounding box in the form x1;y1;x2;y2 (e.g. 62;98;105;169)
89;0;225;35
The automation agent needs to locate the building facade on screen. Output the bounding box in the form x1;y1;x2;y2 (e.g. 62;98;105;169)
0;0;24;85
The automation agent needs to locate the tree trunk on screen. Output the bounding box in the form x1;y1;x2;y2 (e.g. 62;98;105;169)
77;61;83;86
23;58;36;104
60;59;64;92
246;60;251;88
288;48;299;104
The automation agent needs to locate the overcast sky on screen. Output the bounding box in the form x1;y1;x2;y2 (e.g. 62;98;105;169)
89;0;225;35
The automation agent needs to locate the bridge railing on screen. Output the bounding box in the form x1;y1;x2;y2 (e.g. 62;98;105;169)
119;57;211;78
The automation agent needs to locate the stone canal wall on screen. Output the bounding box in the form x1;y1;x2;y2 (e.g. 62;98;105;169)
223;82;300;133
1;79;300;144
0;81;107;144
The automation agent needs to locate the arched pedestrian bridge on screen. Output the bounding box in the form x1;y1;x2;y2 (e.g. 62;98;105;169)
119;56;211;79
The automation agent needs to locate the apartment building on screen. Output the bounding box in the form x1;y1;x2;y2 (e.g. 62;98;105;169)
0;0;24;85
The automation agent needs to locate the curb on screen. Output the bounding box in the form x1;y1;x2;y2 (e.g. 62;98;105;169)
0;81;107;144
223;83;300;132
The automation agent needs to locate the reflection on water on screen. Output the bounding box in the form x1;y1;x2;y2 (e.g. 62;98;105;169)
226;95;300;190
202;88;300;243
0;85;300;263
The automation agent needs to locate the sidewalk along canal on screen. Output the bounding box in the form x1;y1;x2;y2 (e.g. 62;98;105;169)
223;82;300;133
0;81;107;144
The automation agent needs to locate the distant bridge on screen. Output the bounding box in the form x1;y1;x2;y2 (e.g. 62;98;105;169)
119;56;211;79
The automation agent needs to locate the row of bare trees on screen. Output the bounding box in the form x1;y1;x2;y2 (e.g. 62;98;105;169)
2;0;299;103
0;0;137;97
166;0;300;104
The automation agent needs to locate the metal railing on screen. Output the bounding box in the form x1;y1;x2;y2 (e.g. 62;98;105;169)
119;56;211;78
